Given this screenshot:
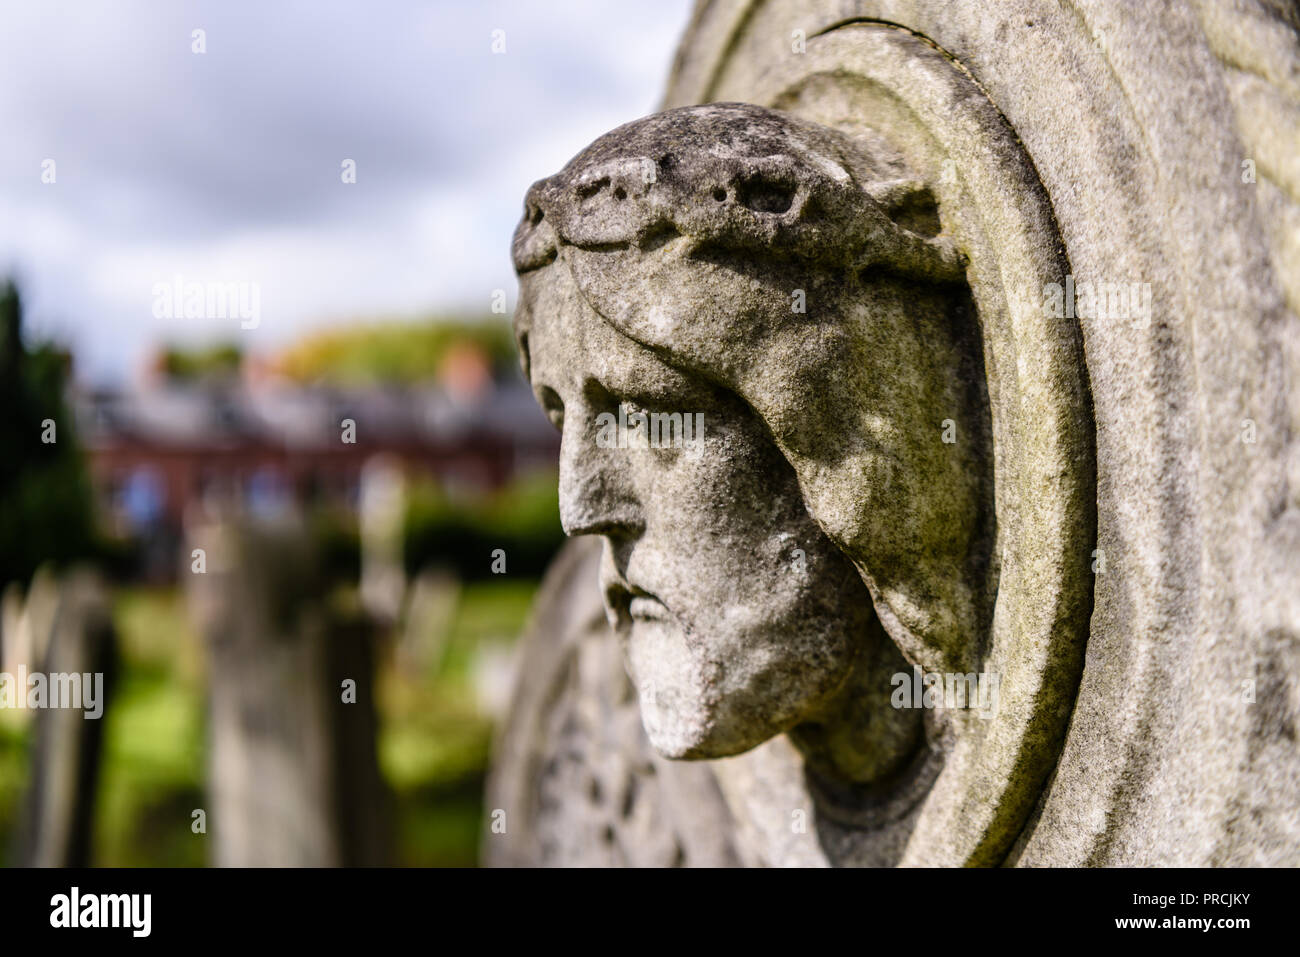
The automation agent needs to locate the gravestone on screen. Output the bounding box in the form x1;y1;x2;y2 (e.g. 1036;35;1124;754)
187;519;393;866
486;0;1300;866
9;566;117;867
359;455;407;628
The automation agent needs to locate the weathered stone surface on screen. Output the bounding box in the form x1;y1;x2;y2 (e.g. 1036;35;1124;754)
9;566;116;867
487;0;1300;866
484;537;742;867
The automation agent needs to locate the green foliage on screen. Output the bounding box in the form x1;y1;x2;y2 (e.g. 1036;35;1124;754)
309;507;363;584
156;342;242;381
0;280;97;588
403;469;564;580
0;720;31;865
274;317;517;385
377;579;535;866
93;588;206;867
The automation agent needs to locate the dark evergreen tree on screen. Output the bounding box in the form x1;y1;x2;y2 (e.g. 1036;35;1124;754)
0;280;96;586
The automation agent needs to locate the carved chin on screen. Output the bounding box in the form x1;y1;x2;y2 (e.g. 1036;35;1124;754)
624;618;795;760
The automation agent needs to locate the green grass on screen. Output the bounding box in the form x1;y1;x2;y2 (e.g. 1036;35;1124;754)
0;719;31;864
94;587;206;867
376;578;534;866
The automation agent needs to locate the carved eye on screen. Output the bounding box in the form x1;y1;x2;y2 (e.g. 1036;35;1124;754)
576;177;611;201
537;386;564;431
712;188;727;202
736;175;795;214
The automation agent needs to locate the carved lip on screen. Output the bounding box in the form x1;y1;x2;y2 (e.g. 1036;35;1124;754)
628;595;671;622
603;575;671;628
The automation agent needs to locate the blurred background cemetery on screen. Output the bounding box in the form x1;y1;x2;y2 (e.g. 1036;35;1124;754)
0;276;562;865
0;1;692;866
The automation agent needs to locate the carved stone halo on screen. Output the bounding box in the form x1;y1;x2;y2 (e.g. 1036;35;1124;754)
738;24;1095;867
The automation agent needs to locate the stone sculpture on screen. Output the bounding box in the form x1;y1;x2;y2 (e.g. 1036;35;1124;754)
486;2;1300;867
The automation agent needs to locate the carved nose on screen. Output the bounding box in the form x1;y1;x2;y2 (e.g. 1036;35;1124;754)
557;415;643;538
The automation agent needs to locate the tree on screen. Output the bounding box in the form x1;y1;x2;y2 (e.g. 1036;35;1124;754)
0;280;96;587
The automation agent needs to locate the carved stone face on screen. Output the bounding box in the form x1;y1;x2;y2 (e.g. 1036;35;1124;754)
513;103;986;781
521;262;900;761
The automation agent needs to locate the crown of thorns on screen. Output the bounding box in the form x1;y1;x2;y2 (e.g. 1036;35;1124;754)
512;102;964;284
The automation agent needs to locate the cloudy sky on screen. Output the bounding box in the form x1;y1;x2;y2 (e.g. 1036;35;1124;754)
0;0;695;384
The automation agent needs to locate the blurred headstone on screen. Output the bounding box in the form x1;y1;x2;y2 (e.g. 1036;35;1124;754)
359;455;406;627
471;637;517;723
396;567;460;676
1;566;61;704
0;581;28;690
12;565;117;867
187;518;393;866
